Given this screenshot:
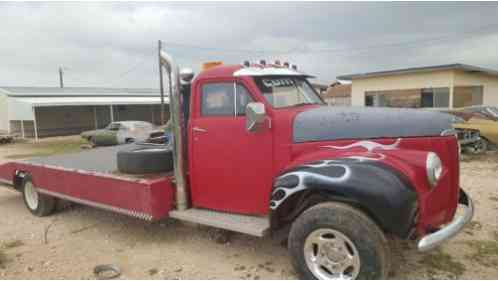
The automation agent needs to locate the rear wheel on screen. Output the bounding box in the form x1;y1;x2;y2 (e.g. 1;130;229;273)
22;176;56;217
288;202;389;280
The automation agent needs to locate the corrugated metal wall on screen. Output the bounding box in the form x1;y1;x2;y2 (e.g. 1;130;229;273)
7;104;168;138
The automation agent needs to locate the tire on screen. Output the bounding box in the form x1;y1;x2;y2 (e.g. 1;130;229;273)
21;176;56;217
117;144;174;174
465;138;488;155
89;136;97;147
288;202;389;280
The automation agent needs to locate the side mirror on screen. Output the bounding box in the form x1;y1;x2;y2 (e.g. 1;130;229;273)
246;102;266;132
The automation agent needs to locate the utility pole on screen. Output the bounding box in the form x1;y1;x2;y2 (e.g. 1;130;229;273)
158;40;165;125
59;66;64;88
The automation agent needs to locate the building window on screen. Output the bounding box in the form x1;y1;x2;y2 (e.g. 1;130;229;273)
421;88;450;108
365;95;375;106
453;86;483;108
365;87;449;108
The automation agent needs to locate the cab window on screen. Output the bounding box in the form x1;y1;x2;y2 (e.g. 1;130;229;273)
201;83;234;116
236;84;254;116
201;82;254;117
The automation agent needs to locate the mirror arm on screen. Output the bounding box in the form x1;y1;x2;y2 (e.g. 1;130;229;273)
247;121;256;132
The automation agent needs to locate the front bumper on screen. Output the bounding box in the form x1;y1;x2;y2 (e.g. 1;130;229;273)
417;189;474;252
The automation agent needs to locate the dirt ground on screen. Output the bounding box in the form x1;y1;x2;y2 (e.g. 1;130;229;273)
0;136;497;279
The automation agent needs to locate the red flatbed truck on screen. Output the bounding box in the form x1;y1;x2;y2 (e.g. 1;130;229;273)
0;50;474;279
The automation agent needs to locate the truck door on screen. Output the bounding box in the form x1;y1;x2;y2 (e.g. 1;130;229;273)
189;80;273;215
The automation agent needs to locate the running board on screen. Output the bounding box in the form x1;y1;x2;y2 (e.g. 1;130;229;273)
169;208;270;237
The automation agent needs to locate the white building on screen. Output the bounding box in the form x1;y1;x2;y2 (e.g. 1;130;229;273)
0;87;169;139
337;64;498;108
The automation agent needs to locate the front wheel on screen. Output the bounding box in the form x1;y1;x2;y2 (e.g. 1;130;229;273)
288;202;389;280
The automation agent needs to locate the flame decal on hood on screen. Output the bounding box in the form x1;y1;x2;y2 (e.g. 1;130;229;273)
322;138;401;152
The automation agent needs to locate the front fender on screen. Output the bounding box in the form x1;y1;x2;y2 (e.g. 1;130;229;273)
271;158;418;238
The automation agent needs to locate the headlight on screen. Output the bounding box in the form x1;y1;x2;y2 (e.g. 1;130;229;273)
426;152;443;188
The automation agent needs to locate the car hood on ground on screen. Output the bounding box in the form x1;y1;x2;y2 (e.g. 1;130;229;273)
293;106;454;143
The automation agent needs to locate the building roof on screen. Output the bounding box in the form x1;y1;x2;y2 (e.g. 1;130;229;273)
311;83;329;90
0;87;161;97
337;63;498;81
323;83;352;98
11;96;166;107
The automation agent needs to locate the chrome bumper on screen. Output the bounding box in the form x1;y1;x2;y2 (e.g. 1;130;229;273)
417;189;474;252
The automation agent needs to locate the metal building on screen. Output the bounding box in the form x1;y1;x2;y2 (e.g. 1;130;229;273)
0;87;169;140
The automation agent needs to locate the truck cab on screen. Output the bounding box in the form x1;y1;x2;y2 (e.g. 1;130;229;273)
165;54;473;279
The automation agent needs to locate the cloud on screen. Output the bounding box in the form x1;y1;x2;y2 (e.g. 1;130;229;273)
0;2;497;87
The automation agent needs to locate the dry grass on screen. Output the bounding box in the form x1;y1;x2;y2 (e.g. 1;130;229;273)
0;249;6;268
463;240;498;267
418;249;466;278
464;220;483;236
0;239;24;269
5;138;86;159
1;239;24;249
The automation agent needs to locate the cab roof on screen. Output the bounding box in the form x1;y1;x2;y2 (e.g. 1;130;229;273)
194;64;312;81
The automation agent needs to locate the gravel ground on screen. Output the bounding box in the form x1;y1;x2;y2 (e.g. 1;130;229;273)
0;137;497;279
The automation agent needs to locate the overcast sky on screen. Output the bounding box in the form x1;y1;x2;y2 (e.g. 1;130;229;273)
1;2;498;88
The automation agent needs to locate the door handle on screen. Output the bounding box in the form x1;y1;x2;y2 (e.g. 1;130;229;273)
193;127;208;133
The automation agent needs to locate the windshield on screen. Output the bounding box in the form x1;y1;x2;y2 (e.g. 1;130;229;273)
254;76;324;108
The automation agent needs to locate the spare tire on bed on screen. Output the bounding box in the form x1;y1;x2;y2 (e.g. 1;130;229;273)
117;143;174;174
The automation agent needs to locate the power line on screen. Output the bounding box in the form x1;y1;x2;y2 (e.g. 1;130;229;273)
160;22;498;56
309;23;498;55
107;58;150;85
34;22;498;88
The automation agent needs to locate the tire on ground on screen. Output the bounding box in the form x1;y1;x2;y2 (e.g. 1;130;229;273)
117;144;174;174
288;202;390;280
21;176;56;217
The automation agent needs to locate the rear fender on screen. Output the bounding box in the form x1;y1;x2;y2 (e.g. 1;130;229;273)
271;158;419;238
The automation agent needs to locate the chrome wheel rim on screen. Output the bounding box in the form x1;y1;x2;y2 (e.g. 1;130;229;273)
474;140;486;153
24;181;39;210
304;228;361;280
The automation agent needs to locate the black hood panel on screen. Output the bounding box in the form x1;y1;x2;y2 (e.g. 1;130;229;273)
293;106;454;143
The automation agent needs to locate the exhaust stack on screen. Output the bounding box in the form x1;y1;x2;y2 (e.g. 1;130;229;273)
159;50;188;211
